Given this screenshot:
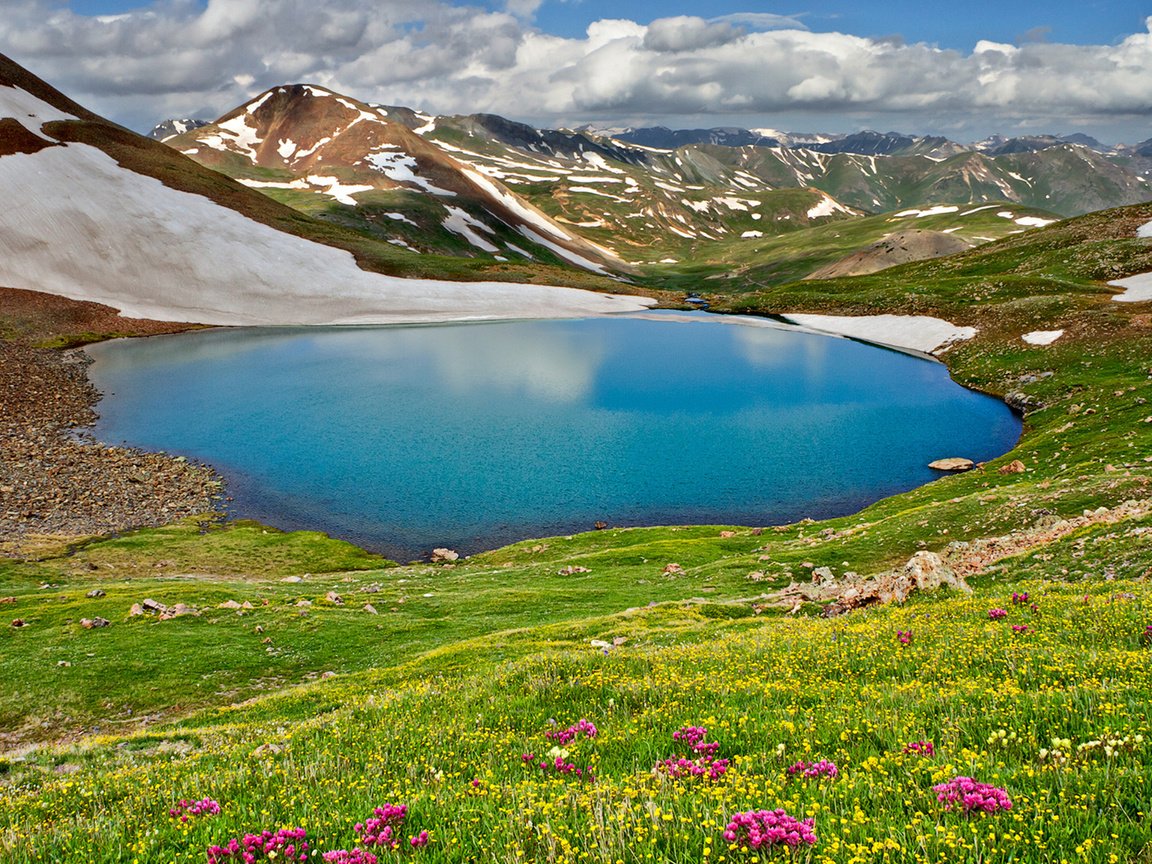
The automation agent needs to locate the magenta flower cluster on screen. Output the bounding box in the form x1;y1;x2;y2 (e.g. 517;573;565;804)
672;725;721;759
988;608;1008;620
1012;624;1032;635
787;759;839;780
1143;623;1152;643
352;804;428;851
655;726;729;781
933;776;1013;814
207;828;308;863
169;797;220;822
546;718;598;745
1012;592;1029;605
323;851;378;864
896;630;912;645
520;753;592;779
902;740;935;757
656;755;730;781
722;809;816;849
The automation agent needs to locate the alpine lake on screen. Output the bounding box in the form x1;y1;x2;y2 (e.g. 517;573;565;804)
85;311;1021;561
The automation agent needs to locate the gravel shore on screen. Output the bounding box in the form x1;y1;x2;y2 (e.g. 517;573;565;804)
0;290;223;554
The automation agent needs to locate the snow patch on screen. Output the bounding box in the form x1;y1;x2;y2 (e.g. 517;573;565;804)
363;148;456;196
442;207;499;253
1015;216;1057;228
741;230;764;238
1110;272;1152;302
893;205;961;218
1022;329;1064;345
781;313;977;355
277;138;297;159
463;167;571;242
517;226;608;274
807;195;852;219
305;175;374;206
1136;219;1152;238
0;85;77;138
0;142;652;325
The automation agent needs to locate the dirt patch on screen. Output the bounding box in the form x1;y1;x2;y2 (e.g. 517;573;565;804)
806;229;973;280
0;118;61;156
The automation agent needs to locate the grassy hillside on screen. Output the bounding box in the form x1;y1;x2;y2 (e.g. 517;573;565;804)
2;203;1152;862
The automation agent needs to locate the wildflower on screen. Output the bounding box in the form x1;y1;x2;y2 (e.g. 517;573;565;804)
902;740;935;757
896;630;912;645
933;776;1013;814
1143;623;1152;644
656;726;728;780
207;828;309;863
168;797;220;822
1012;624;1032;635
988;608;1008;620
323;851;378;864
545;718;598;745
786;759;839;779
723;809;816;849
1011;592;1029;605
356;804;410;849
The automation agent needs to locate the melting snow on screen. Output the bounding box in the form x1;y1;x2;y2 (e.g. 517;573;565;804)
1136;219;1152;238
363;148;456;196
1014;216;1057;228
741;230;764;238
245;91;274;114
442;207;499;253
781;313;977;355
385;212;417;226
293;136;331;160
960;204;999;216
1022;329;1064;345
1110;272;1152;302
894;205;961;218
581;151;625;174
516;226;608;274
0;142;653;325
0;85;77;138
277;139;297;159
807;195;851;219
238;178;309;190
305;175;374;205
463;168;571;242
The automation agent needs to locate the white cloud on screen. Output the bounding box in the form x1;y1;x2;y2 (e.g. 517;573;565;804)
2;2;1152;140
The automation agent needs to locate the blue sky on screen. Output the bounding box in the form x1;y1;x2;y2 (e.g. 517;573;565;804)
12;1;1152;141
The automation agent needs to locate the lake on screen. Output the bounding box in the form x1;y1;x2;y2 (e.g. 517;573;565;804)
86;312;1021;561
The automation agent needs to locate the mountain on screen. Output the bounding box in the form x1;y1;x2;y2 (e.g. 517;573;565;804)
612;126;779;149
0;54;651;326
148;118;209;141
166;86;629;272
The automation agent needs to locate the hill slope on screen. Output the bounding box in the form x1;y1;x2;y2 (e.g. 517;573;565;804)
0;55;651;326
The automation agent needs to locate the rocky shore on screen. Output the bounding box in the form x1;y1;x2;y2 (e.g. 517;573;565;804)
0;289;223;555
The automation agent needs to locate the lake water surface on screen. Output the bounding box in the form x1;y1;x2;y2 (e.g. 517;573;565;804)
86;313;1021;560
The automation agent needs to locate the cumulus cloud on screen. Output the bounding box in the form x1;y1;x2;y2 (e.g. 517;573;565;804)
1;1;1151;138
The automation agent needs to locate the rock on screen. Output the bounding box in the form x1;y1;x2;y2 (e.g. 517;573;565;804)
593;521;608;530
662;562;685;575
430;548;459;563
324;591;344;605
85;589;106;598
363;603;378;615
129;603;144;616
241;601;254;609
57;660;71;667
281;575;303;583
252;743;283;757
0;597;16;604
141;598;167;613
295;599;312;608
928;457;974;471
811;566;836;584
80;617;110;629
998;459;1027;474
218;600;242;610
320;671;336;679
719;530;736;538
11;618;26;628
557;565;591;575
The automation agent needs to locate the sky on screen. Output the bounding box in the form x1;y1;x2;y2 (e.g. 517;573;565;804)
5;0;1152;143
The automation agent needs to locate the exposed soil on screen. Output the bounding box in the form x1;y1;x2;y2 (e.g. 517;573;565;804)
0;287;222;555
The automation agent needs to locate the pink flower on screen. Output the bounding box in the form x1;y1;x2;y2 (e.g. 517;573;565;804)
722;809;816;849
786;759;839;779
988;608;1008;620
902;740;935;757
933;776;1013;814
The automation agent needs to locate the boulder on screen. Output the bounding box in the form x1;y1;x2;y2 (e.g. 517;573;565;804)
998;459;1027;474
430;548;459;563
928;457;974;471
85;589;106;598
80;617;110;629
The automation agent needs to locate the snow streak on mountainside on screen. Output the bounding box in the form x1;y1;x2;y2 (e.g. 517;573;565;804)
0;57;653;326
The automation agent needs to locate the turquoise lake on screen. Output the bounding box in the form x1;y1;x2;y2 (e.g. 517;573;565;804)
86;313;1021;561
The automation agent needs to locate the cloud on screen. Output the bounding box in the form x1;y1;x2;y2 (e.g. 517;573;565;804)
1;1;1151;138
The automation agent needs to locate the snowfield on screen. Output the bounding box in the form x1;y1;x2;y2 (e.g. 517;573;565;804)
0;128;652;324
780;313;978;355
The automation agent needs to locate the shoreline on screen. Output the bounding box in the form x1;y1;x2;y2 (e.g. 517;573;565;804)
0;289;223;556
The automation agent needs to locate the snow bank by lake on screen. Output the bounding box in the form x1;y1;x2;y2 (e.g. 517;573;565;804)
780;313;977;354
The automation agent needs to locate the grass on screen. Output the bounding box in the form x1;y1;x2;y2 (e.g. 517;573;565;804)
2;197;1152;861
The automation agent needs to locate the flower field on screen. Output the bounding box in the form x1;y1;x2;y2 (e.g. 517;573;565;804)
2;577;1149;863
